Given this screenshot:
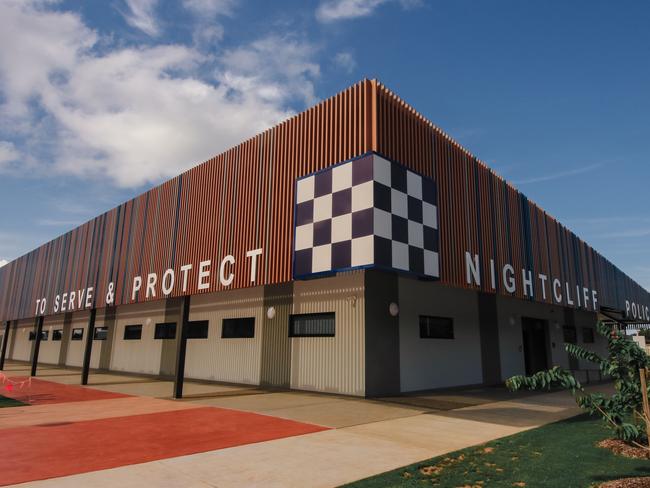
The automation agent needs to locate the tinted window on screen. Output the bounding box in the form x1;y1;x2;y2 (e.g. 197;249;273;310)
27;330;48;340
582;327;595;344
222;317;255;338
563;326;577;344
187;320;209;339
71;328;84;340
94;326;108;340
52;329;63;341
289;313;335;337
419;316;454;339
123;325;142;340
154;322;176;340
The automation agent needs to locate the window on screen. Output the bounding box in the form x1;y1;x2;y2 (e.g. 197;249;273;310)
28;330;48;341
52;329;63;341
222;317;255;338
563;326;577;344
582;327;595;344
123;325;142;340
187;320;209;339
71;328;84;340
419;316;454;339
289;313;335;337
154;322;176;340
94;326;108;340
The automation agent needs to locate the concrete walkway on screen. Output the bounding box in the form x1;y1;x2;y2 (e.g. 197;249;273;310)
1;361;610;487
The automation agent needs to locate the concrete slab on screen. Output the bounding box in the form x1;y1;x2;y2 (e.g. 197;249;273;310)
0;396;198;429
0;360;609;487
190;392;426;428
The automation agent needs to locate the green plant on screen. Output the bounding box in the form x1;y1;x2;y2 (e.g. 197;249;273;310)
506;321;650;447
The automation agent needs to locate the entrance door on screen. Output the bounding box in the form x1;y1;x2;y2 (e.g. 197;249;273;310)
563;326;580;371
521;317;549;375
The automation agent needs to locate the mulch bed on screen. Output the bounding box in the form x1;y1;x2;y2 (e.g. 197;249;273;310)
599;477;650;487
598;439;650;460
596;439;650;487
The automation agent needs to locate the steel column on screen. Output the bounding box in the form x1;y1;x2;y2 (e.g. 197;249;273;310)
30;316;44;377
81;308;97;385
173;296;191;399
0;320;10;370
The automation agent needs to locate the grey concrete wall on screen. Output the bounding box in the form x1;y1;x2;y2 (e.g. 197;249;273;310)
574;309;604;372
364;270;400;396
478;292;502;385
496;295;581;381
398;279;483;392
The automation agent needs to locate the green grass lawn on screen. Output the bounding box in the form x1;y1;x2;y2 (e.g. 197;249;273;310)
345;415;650;488
0;394;25;408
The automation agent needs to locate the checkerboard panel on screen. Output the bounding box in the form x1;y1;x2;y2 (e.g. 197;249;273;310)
293;153;439;279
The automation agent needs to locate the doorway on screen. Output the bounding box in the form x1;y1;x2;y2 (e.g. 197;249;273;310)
521;317;549;375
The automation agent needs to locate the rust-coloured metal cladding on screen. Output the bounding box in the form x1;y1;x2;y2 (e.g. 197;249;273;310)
0;79;648;322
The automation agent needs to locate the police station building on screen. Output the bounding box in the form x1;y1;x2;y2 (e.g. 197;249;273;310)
0;80;648;397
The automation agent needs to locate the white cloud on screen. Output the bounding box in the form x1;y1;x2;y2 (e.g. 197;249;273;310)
220;35;320;106
0;259;7;268
182;0;237;17
0;1;320;188
317;0;387;22
316;0;421;22
0;141;20;169
333;51;356;73
182;0;238;45
510;163;604;185
121;0;160;36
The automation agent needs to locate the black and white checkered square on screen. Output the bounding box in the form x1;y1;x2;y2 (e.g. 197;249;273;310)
293;153;439;279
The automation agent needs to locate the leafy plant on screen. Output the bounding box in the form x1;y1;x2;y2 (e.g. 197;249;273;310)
506;321;650;447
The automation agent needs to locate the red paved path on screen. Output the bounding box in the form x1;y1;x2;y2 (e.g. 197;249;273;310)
0;379;328;486
1;377;128;404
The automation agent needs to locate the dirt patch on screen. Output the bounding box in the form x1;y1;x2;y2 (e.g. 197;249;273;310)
599;477;650;488
598;439;650;460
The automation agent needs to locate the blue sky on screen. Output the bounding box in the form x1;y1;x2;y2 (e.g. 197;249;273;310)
0;0;648;289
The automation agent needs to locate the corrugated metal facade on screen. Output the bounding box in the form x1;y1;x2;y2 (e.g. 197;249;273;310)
291;271;365;396
110;302;167;375
0;80;647;322
64;311;92;368
185;287;265;384
38;315;64;364
10;320;33;362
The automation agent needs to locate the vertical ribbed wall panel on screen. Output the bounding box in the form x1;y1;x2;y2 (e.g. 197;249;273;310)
290;271;365;396
373;82;650;311
185;287;264;384
64;311;90;368
38;315;65;364
0;79;648;322
9;319;33;362
260;282;292;387
110;302;166;375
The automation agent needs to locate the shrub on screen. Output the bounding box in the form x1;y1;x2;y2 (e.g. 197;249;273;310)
506;321;650;446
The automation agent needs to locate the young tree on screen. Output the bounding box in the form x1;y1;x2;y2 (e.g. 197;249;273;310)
507;321;650;446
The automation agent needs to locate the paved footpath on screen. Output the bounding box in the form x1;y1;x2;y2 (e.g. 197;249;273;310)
0;362;608;488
